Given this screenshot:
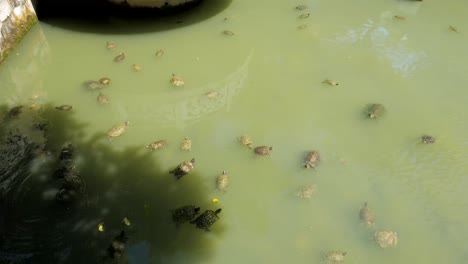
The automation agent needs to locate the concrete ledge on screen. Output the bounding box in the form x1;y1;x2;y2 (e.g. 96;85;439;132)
0;0;38;63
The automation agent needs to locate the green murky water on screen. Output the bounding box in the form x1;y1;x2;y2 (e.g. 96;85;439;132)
1;0;467;263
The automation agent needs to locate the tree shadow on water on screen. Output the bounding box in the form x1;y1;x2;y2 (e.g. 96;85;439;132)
0;104;225;264
37;0;233;35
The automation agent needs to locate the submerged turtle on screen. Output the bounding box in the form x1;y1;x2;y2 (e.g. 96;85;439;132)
304;151;320;168
99;77;111;85
322;79;339;86
374;230;398;248
326;251;347;264
190;208;222;232
7;105;24;118
106;41;116;50
206;91;220;99
170;74;185;87
449;25;459;33
359;202;375;226
295;184;316;200
393;15;406;20
108;231;128;259
55;105;73;111
297;24;308;30
298;13;310;19
222;30;234;36
169;158;196;180
180;137;192;151
295;5;307;10
107;121;129;139
254;146;272;156
155;49;164;57
421;135;435;144
147;140;168;151
83;80;103;90
132;64;141;72
97;93;109;104
366;103;384;118
171;205;201;226
216;171;229;192
239;135;253;149
114;52;125;62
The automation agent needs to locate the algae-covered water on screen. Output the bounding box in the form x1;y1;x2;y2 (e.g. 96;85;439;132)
1;0;467;263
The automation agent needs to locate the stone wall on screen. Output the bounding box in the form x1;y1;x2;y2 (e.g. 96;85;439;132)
0;0;37;63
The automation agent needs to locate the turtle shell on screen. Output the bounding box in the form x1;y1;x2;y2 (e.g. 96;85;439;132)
304;151;320;168
107;121;129;138
216;171;229;192
254;146;272;155
171;205;201;226
366;103;384;118
359;202;375;226
190;208;222;231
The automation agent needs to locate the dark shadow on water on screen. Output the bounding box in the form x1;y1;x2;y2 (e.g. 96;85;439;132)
0;104;225;264
37;0;232;34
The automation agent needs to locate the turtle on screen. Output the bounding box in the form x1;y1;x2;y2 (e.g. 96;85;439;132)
374;230;398;248
295;5;307;10
99;77;112;85
55;105;73;111
190;208;222;232
359;202;375;226
366;103;384;118
325;250;347;264
421;135;435;144
146;140;168;151
59;143;74;161
170;74;185;87
180;137;192;151
254;146;272;156
216;171;229;192
239;135;253;149
449;25;459;33
83;80;103;90
7;105;23;118
107;121;129;139
322;79;339;86
114;52;125;62
171;205;201;226
222;30;234;36
155;49;164;57
206;91;220;99
297;24;308;30
169;158;196;180
97;93;109;104
393;15;406;20
106;41;116;50
298;13;310;19
295;184;316;200
304;151;320;168
132;64;141;72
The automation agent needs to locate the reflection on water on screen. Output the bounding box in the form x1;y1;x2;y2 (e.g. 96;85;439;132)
1;0;468;263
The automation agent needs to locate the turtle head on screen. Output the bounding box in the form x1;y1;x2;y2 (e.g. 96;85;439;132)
269;146;273;150
341;252;347;256
214;208;222;215
222;170;227;175
304;163;310;168
124;121;130;126
194;207;201;213
190;158;196;163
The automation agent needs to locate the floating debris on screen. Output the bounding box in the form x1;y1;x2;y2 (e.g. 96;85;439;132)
98;222;105;232
212;198;219;203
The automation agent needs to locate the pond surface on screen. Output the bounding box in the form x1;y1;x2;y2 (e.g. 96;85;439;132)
1;0;467;263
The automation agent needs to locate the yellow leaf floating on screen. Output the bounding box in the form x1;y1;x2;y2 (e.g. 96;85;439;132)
98;222;104;232
122;217;131;226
